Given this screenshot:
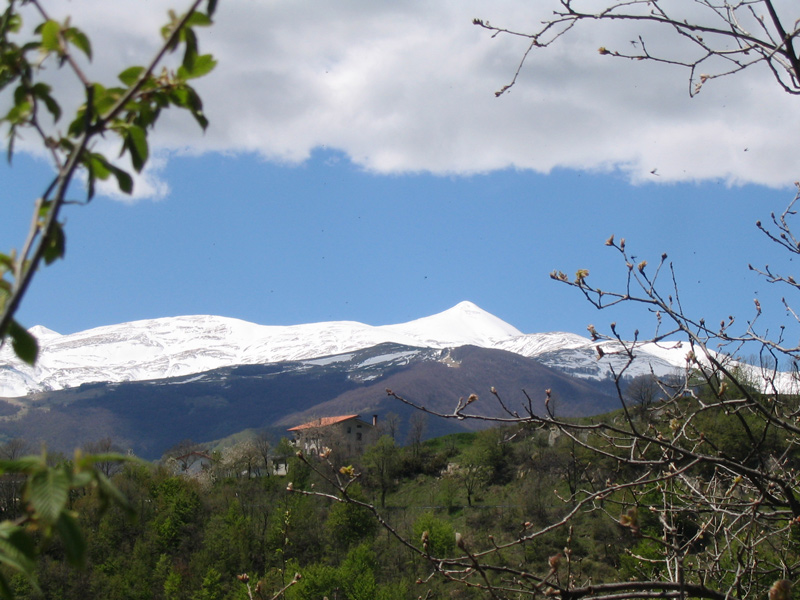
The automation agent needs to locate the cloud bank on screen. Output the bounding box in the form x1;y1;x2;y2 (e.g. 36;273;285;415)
28;0;800;197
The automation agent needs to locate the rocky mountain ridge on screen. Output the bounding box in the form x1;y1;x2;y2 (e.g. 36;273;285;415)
0;301;687;398
0;343;621;459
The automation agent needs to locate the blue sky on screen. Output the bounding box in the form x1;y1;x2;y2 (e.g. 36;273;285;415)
2;1;798;342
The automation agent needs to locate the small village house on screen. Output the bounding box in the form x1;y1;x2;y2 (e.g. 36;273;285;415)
288;414;378;457
171;450;214;476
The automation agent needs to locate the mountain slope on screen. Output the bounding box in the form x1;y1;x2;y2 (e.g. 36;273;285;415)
0;301;521;397
498;334;686;380
0;343;618;459
0;301;689;398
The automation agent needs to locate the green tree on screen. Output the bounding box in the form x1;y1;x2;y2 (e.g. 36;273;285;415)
325;491;377;552
194;567;223;600
455;447;489;508
163;568;183;600
362;435;399;508
290;562;338;600
412;512;454;558
150;476;201;552
473;427;514;485
337;544;378;600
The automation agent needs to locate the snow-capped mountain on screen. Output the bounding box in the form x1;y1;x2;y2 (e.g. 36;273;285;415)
497;333;687;381
0;342;623;459
0;300;688;398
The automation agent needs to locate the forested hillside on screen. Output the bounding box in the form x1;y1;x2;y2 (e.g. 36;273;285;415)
1;424;634;600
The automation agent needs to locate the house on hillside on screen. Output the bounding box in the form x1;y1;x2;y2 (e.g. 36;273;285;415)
288;414;378;457
171;450;214;477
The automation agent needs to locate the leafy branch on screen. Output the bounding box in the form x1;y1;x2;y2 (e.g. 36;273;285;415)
0;0;217;364
0;2;218;595
0;450;135;595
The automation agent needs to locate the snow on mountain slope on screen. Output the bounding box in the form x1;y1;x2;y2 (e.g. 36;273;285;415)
495;333;686;380
380;301;523;346
0;300;743;398
494;332;591;357
498;334;793;394
0;301;523;397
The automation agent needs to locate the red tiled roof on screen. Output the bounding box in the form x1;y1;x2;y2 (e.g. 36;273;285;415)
288;414;361;431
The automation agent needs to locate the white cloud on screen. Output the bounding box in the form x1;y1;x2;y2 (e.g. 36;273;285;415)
18;0;800;198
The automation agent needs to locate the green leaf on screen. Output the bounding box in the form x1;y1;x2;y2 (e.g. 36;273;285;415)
177;53;216;80
69;471;93;489
5;129;15;163
118;65;145;87
38;198;53;219
171;86;209;130
39;20;60;54
161;10;182;50
0;456;43;474
55;512;86;567
35;85;62;122
110;164;133;194
68;82;113;135
181;26;198;71
0;524;41;595
0;523;36;576
86;153;112;181
42;222;65;265
91;84;124;116
4;99;32;125
67;108;87;136
7;320;38;365
27;467;69;524
131;103;159;130
12;83;27;107
57;138;75;153
125;125;148;172
186;12;213;27
3;12;22;34
84;153;133;196
192;110;209;131
85;170;97;201
12;83;27;106
64;27;92;60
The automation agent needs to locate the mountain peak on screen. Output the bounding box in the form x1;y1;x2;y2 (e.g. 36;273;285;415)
27;325;62;340
0;302;523;397
0;302;701;399
380;301;522;346
451;300;482;311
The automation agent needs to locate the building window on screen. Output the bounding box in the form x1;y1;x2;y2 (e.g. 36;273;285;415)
356;432;362;441
347;426;352;434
